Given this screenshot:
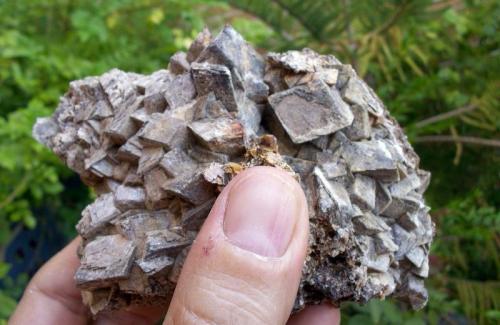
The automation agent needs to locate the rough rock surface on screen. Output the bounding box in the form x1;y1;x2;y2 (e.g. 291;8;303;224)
33;25;434;315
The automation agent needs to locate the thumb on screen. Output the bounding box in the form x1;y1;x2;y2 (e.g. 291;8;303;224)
164;166;309;325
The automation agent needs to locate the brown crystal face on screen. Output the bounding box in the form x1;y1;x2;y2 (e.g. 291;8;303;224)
33;25;433;314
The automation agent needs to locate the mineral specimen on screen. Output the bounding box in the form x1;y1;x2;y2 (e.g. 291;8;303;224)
33;25;434;315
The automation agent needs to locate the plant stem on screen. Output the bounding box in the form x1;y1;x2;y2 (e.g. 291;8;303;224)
414;135;500;148
374;0;410;35
0;173;31;211
414;104;477;128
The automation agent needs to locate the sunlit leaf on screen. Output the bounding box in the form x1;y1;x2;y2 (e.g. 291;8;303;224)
149;8;165;25
0;292;16;319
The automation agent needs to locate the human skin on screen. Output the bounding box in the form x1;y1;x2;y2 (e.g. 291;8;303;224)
10;167;340;325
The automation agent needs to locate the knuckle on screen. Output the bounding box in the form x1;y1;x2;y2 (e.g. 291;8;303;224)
196;271;273;324
173;303;217;325
168;270;275;325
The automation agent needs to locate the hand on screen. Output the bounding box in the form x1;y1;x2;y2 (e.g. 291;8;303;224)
10;167;340;324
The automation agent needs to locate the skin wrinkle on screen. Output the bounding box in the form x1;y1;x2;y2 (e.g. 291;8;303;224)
211;168;306;324
165;167;309;325
196;251;267;287
9;238;89;325
195;270;268;314
196;284;269;324
205;269;272;320
174;290;219;325
178;304;217;325
27;282;88;319
12;167;336;325
184;252;272;324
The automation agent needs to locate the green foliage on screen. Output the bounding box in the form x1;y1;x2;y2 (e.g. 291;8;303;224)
0;274;27;321
0;0;498;323
227;0;499;323
0;0;216;321
435;193;499;280
0;101;63;232
0;292;17;320
430;192;500;325
344;300;426;325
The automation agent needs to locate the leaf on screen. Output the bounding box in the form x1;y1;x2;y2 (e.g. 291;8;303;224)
148;8;165;25
106;12;119;29
0;263;10;279
486;310;500;320
403;318;425;325
226;0;346;43
443;8;469;36
404;56;424;76
348;314;373;325
23;213;36;229
0;292;17;319
409;45;428;64
232;18;275;45
368;300;383;323
70;10;108;43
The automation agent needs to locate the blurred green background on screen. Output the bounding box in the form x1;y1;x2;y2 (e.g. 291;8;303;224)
0;0;498;324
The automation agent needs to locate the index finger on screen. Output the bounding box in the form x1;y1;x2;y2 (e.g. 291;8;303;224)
9;237;88;325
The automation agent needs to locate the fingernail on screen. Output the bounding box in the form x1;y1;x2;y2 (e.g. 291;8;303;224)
223;169;302;257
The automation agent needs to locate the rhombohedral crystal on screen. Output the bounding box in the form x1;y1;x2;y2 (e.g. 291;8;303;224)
33;25;434;315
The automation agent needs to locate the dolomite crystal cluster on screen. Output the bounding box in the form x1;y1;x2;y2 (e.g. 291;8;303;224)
33;25;434;314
